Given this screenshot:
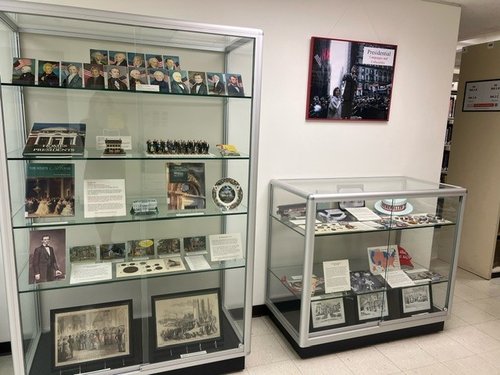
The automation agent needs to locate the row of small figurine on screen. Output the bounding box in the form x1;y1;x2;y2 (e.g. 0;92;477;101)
146;139;210;155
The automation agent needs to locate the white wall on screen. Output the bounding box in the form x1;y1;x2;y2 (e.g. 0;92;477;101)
14;0;460;305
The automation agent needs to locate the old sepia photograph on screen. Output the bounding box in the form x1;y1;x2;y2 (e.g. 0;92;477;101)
127;239;154;258
310;297;345;329
69;245;97;263
152;289;221;349
183;236;207;255
99;242;126;261
402;285;432;314
51;300;132;369
29;229;66;284
357;291;389;321
157;238;181;256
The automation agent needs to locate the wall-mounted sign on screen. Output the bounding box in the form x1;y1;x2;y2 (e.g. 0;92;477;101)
463;79;500;112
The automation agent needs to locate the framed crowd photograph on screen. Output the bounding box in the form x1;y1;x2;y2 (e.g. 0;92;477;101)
306;36;397;121
357;291;389;321
401;284;432;315
51;299;133;370
152;289;222;350
310;297;346;330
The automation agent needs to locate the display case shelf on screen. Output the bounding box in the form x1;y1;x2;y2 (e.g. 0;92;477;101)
0;82;253;99
12;199;248;229
17;258;246;294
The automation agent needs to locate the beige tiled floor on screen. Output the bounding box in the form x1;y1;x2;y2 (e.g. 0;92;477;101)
1;268;499;374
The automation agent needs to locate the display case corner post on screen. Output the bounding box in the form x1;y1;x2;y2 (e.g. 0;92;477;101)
0;82;26;375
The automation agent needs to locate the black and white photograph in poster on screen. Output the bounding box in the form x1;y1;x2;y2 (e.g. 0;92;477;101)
152;289;221;349
51;300;132;369
29;229;66;284
307;37;397;121
357;291;389;321
310;297;345;329
402;284;432;314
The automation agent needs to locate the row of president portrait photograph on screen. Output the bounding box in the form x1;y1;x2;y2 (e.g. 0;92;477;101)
12;57;245;96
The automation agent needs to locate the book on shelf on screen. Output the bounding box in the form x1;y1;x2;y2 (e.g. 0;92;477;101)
25;163;75;218
166;162;206;210
23;123;86;156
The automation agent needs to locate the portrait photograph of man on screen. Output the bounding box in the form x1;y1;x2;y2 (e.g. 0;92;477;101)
29;229;66;284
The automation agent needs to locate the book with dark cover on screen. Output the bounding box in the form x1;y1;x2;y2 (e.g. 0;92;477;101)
25;163;75;218
23;123;86;156
166;162;206;210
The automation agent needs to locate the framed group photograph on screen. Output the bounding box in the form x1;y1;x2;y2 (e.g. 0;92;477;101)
310;297;346;330
357;291;389;321
306;36;397;121
51;299;132;370
401;285;432;314
152;289;222;350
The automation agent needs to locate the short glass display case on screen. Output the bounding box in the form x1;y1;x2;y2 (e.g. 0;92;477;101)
266;176;466;357
0;1;262;374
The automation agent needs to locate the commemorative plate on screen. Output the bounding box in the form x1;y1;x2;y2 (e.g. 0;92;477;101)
212;177;243;210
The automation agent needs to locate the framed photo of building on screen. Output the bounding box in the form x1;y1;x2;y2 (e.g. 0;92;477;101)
51;299;132;370
310;297;345;330
357;291;389;321
401;284;432;314
152;289;221;350
306;37;397;121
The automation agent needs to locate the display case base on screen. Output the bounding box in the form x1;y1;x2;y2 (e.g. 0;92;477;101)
268;311;444;359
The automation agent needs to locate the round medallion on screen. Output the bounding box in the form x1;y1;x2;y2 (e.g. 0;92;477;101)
212;177;243;210
123;266;139;274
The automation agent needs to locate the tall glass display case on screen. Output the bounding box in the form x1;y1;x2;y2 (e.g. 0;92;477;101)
266;176;466;357
0;1;262;374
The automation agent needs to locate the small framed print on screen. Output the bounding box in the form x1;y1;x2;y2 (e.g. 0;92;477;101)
38;60;60;87
157;238;181;257
401;284;432;315
69;245;97;263
152;289;222;350
357;291;389;321
12;58;35;85
212;177;243;211
310;297;345;330
99;242;126;261
127;239;154;259
51;299;132;370
183;235;207;255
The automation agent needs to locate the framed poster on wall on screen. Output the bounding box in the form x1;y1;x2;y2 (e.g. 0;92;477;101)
306;37;397;121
